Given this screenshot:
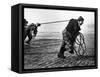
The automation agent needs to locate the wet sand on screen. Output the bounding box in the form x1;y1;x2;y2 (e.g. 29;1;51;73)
24;39;95;69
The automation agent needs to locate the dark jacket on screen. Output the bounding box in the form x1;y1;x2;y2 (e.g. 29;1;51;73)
66;19;81;37
28;24;38;36
33;25;38;35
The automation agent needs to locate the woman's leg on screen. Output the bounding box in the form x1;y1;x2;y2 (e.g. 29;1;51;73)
26;32;32;44
24;29;30;41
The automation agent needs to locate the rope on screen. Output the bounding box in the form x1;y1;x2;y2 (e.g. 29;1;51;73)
40;20;69;25
74;33;86;55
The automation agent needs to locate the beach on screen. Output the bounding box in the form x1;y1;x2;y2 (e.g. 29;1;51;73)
24;32;95;69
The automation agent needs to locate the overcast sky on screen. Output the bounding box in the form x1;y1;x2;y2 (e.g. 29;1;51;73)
24;8;95;34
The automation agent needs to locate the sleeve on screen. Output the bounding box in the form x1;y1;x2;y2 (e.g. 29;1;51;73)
72;20;78;36
73;21;81;36
66;19;76;36
69;19;81;37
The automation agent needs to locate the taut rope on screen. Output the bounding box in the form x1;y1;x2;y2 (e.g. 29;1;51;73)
40;20;69;25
